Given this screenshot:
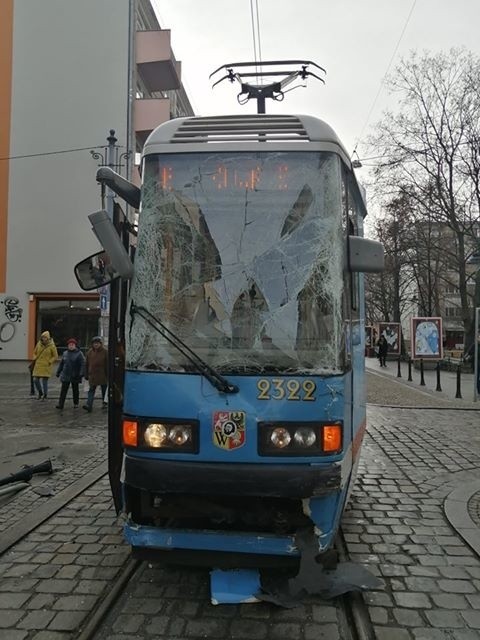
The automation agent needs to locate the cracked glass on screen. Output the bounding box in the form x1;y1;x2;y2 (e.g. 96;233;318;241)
127;151;345;374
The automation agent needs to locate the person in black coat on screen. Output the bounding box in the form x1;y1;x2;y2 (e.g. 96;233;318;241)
55;338;85;409
377;335;389;367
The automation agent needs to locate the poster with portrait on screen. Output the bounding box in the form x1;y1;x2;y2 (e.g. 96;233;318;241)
378;322;401;356
411;317;443;360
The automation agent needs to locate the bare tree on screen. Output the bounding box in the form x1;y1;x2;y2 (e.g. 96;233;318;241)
365;193;417;330
367;48;480;347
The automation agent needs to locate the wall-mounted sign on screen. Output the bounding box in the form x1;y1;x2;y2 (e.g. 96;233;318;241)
411;317;443;360
378;322;401;356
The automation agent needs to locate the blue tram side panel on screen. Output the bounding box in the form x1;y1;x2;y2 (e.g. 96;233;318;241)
75;105;384;596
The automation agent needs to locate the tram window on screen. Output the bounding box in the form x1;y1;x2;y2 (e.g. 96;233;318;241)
344;171;361;316
346;218;359;315
341;170;348;231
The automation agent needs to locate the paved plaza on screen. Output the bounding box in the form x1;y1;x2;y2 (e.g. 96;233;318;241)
0;370;480;639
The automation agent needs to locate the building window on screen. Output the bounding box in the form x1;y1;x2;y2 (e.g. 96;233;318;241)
445;284;458;294
445;306;462;318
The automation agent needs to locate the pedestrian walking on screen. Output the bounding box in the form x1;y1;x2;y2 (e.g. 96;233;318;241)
31;331;58;400
83;336;108;413
377;335;389;367
55;338;85;410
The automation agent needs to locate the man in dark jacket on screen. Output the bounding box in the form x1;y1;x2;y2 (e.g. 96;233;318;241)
377;335;389;367
55;338;85;409
83;336;108;412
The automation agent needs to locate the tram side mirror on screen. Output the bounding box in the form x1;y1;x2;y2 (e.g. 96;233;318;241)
347;236;384;273
74;250;120;291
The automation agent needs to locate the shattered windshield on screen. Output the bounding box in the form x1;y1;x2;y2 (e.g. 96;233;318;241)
127;151;345;374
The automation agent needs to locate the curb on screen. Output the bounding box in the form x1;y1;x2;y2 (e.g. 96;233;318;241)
444;481;480;558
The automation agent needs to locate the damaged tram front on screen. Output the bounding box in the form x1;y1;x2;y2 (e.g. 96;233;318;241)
77;114;384;569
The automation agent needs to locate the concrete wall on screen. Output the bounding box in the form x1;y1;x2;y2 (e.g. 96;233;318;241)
1;0;130;360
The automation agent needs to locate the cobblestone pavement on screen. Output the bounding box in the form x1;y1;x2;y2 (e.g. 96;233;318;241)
348;406;480;640
93;563;348;640
0;374;107;542
1;373;480;639
0;477;127;640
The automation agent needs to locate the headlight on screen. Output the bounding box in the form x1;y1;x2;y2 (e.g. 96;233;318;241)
259;422;342;456
169;425;191;446
293;427;316;447
270;427;291;448
122;417;198;453
144;423;168;448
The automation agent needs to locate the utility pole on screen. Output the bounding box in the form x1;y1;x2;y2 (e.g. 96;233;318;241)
105;130;117;221
90;129;129;345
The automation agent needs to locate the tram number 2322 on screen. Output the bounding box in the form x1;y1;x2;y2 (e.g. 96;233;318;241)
256;379;316;401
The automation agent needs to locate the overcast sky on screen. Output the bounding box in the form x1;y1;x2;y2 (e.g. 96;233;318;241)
151;0;480;173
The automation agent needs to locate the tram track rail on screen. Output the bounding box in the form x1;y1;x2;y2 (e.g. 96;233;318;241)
336;530;376;640
1;458;375;640
75;557;143;640
72;526;375;640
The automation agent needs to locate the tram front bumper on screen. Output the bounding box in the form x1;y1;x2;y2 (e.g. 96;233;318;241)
124;455;342;498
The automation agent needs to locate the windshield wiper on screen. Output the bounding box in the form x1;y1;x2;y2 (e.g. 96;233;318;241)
129;302;239;394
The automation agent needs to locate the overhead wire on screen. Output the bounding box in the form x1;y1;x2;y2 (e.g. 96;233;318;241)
0;145;115;162
250;0;259;75
352;0;417;160
249;0;263;77
255;0;263;74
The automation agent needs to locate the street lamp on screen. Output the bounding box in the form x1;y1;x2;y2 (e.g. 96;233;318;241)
90;131;131;345
91;130;131;215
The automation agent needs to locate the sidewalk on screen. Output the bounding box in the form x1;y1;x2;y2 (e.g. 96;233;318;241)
0;373;108;544
366;355;479;409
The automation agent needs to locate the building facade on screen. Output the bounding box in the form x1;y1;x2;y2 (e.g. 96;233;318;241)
0;0;193;371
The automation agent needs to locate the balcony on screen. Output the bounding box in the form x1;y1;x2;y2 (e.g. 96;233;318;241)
136;30;181;92
134;98;171;145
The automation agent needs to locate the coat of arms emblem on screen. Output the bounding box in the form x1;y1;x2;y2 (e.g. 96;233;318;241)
213;411;246;450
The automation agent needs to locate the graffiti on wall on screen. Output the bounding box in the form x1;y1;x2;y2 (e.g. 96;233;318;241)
0;296;24;343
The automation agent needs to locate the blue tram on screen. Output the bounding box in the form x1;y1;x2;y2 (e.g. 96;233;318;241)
75;106;383;590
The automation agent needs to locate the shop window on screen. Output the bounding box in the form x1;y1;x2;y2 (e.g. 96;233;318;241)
36;297;100;353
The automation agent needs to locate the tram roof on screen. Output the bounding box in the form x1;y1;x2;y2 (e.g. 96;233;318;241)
143;114;352;167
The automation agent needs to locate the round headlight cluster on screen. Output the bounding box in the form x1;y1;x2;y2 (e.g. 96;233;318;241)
260;422;342;456
270;426;316;450
144;423;191;448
